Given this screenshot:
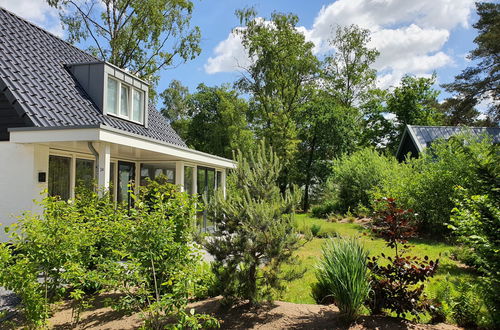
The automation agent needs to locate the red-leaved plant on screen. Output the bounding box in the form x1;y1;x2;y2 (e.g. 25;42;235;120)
367;198;439;319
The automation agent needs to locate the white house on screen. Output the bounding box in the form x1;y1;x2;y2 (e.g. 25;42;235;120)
0;8;235;240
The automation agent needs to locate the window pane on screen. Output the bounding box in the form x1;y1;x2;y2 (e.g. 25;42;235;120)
140;163;176;185
184;166;193;195
75;158;94;191
197;168;206;198
106;78;118;114
110;162;115;200
48;155;71;200
216;171;222;190
120;85;130;117
132;89;144;122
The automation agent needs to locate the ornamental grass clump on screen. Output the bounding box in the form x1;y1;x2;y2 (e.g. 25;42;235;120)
313;237;370;321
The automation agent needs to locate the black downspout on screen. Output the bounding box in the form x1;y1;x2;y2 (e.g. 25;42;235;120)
88;142;99;182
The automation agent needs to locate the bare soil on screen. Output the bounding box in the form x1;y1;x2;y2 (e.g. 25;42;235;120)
36;295;461;330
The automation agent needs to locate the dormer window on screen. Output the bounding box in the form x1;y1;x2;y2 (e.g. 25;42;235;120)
106;77;145;124
68;61;149;127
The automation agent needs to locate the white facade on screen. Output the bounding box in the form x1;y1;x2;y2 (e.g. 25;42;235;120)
0;128;235;241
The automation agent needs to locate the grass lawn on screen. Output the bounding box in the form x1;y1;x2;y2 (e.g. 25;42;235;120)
281;213;479;307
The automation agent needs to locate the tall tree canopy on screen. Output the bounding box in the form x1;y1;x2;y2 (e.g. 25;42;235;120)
235;10;320;191
443;2;500;124
323;24;379;108
161;82;254;159
386;75;443;152
47;0;201;96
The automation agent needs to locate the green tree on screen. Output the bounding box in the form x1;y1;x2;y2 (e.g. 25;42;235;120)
160;79;192;140
323;24;379;108
204;142;303;305
359;88;394;148
439;97;481;126
443;2;500;124
386;74;443;152
296;91;359;211
186;84;254;158
47;0;201;96
235;10;319;192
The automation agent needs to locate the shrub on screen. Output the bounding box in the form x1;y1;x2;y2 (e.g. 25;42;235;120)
0;182;218;329
205;142;303;305
367;198;439;319
311;201;337;218
449;186;500;326
375;133;493;236
310;224;322;237
312;237;370;321
327;148;398;214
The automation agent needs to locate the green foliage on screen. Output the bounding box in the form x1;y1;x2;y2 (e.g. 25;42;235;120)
367;199;439;320
443;2;500;123
376;133;494;235
323;24;379;108
47;0;201;96
235;10;319;191
325;148;398;213
204;141;303;305
161;82;254;159
312;237;370;321
386;74;443;151
310;224;322;238
311;201;338;219
0;182;218;328
449;158;500;328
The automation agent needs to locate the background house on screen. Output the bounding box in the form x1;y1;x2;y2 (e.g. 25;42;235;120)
396;125;500;161
0;8;235;240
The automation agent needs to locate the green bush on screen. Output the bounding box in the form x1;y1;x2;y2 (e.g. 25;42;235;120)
375;133;493;236
205;142;303;305
312;237;370;321
323;148;398;214
0;181;218;329
310;224;322;237
311;201;338;218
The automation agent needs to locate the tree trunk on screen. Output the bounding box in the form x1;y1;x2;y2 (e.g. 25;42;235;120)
303;128;318;211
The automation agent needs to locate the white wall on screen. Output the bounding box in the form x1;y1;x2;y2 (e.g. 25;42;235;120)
0;142;48;241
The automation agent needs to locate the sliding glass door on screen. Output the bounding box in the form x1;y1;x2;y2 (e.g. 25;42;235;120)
117;161;135;206
197;167;216;231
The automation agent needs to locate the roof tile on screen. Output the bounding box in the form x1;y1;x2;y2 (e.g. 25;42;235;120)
0;7;186;147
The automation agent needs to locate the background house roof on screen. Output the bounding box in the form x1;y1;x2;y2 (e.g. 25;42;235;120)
406;125;500;152
0;7;187;147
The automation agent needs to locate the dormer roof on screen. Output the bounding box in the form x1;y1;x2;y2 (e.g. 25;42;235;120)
0;7;186;147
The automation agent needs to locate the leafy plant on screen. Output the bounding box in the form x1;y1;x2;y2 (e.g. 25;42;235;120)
310;224;322;237
312;237;370;321
205;141;304;305
367;198;439;319
326;148;398;214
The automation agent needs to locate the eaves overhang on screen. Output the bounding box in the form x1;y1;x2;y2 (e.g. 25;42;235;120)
8;125;237;169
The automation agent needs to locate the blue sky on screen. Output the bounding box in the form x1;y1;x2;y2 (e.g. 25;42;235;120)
0;0;480;101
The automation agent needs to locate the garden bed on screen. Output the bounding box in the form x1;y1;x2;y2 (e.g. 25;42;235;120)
4;295;461;330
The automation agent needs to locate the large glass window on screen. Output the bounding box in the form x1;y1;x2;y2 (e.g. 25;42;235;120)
120;85;130;117
140;163;175;186
118;161;135;206
75;158;94;191
106;77;118;114
106;76;145;124
48;155;71;200
197;167;216;232
132;89;144;122
216;171;222;190
184;166;194;195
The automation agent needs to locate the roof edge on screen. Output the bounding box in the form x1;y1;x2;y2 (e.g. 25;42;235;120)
8;125;237;165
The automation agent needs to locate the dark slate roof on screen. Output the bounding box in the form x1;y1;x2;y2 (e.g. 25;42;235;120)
0;7;187;147
400;125;500;155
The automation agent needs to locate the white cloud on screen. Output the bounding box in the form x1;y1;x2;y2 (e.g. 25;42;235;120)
205;28;249;74
205;0;475;89
0;0;63;37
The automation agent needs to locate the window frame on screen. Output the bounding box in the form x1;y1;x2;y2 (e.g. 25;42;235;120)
106;76;146;125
